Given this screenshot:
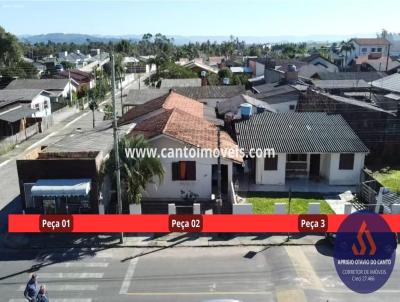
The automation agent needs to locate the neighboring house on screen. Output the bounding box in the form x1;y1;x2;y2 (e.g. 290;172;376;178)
119;90;204;125
235;112;369;186
5;79;77;102
297;89;400;162
304;54;339;72
159;78;202;88
316;71;386;82
371;73;400;94
56;69;95;90
248;58;267;77
183;60;218;74
343;38;390;66
312;79;370;94
216;93;276;117
123;88;170;113
57;50;91;68
251;82;305;112
352;54;400;73
0;89;51;138
16;121;133;214
129;107;242;204
208;56;225;68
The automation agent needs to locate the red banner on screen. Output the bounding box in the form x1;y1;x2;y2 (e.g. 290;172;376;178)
8;214;400;233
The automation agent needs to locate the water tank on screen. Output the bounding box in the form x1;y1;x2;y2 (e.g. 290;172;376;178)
240;103;252;119
287;64;297;71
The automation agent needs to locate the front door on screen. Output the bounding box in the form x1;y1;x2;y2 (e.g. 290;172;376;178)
309;154;320;179
212;164;228;196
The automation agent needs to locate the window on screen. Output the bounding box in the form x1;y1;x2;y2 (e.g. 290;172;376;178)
264;155;278;171
287;154;307;162
371;48;376;52
361;47;367;53
34;103;40;110
339;153;355;170
44;101;48;109
289;104;295;110
172;161;196;180
377;47;382;52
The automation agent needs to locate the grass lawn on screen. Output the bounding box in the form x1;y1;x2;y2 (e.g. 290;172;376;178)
246;192;334;214
373;169;400;193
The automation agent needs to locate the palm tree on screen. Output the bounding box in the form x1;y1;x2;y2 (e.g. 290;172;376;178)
340;41;355;71
88;98;98;128
106;135;164;206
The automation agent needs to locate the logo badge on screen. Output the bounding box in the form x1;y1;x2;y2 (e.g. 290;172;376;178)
333;212;396;294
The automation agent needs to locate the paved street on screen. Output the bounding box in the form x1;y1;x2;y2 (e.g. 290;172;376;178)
0;244;398;302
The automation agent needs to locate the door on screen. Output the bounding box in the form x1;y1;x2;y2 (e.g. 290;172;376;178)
212;164;228;196
309;154;320;179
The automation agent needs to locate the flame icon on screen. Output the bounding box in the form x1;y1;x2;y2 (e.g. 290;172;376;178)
352;221;377;256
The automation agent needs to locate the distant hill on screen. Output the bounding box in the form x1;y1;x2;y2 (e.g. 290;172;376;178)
19;33;139;44
19;33;375;45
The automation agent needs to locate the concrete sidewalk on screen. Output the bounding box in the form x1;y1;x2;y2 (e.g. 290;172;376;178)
1;232;325;249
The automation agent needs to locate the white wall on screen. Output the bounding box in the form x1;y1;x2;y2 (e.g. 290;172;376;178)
327;153;365;185
31;94;51;117
143;136;233;201
255;62;265;77
270;100;297;112
255;153;286;185
346;42;389;65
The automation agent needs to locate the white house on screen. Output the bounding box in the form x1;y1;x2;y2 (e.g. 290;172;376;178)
343;38;390;66
235;112;369;186
5;79;77;101
129;108;242;202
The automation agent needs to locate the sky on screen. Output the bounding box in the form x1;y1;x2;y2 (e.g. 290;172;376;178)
0;0;399;38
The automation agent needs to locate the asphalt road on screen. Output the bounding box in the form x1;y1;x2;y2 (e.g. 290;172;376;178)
0;244;398;302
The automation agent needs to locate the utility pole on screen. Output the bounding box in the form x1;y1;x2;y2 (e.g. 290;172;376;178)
217;127;222;214
386;43;391;72
111;53;124;243
68;70;73;107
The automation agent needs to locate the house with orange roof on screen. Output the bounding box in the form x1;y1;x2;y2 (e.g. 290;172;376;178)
119;91;243;209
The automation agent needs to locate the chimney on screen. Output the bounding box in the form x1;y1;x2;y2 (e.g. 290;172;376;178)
285;64;298;83
200;70;207;86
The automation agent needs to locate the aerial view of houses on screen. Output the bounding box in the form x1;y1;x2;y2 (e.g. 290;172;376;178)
0;0;399;301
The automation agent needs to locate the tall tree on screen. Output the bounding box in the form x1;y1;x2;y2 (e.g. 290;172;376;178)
340;40;355;71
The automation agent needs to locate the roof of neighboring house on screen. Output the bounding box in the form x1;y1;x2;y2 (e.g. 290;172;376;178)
119;90;204;125
297;64;328;79
208;56;225;66
274;59;308;72
312;79;370;89
125;88;170;106
252;82;298;96
159;78;202;88
183;61;218;74
0;89;47;108
57;69;94;83
317;71;386;82
351;38;390;46
355;55;400;72
217;93;276;115
5;79;71;91
0;106;38;122
45;120;132;154
384;93;400;101
174;85;246;100
303;53;335;64
371;73;400;93
235;112;369;153
319;91;394;114
130;108;242;163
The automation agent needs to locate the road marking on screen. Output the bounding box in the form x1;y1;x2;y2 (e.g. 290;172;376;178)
18;284;99;291
0;159;11;168
276;288;307;302
125;291;272;296
284;246;324;290
24;111;90;152
51;262;109;268
119;258;138;294
37;272;104;279
10;299;92;302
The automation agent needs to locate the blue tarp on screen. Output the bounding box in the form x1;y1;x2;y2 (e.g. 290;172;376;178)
31;179;91;197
